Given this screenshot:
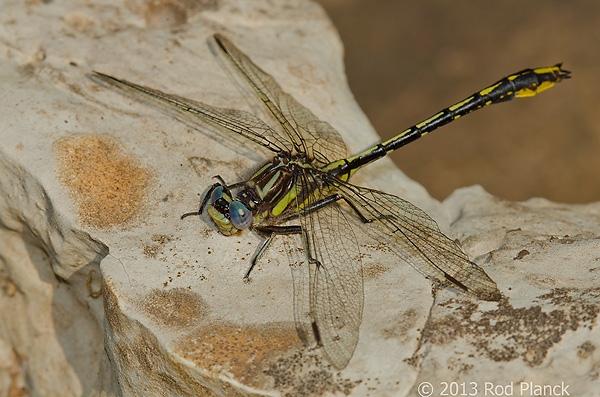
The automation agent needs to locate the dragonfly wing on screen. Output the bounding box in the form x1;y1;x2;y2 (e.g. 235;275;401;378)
280;91;349;165
285;235;319;348
215;34;348;165
294;169;364;369
334;180;501;301
92;72;291;153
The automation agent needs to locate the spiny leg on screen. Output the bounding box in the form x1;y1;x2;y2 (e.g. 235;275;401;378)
181;175;247;219
247;193;392;279
294;192;395;224
339;195;396;224
246;225;303;280
248;220;327;276
181;182;221;219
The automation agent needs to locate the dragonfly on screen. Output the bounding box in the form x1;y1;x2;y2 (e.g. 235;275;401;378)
92;34;570;369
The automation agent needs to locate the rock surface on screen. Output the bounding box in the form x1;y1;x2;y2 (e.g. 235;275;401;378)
1;0;598;396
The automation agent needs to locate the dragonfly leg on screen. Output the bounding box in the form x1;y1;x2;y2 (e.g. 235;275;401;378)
311;321;322;347
245;225;302;280
274;194;341;224
245;192;389;277
180;182;222;219
293;193;391;224
213;175;246;190
297;192;392;224
181;175;247;220
340;196;397;224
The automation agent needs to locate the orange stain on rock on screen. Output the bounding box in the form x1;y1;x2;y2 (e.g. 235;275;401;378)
54;134;149;228
177;324;302;384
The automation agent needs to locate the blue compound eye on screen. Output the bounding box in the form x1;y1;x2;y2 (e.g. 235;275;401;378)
229;201;252;229
211;186;225;203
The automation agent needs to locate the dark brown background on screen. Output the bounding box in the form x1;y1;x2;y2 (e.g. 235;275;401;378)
317;0;599;203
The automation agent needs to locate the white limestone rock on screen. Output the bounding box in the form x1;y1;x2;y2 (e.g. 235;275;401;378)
0;0;598;395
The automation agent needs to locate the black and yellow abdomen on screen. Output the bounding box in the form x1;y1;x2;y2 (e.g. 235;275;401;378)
333;64;570;180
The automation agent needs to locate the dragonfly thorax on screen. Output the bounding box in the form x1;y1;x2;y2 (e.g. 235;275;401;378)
206;157;308;236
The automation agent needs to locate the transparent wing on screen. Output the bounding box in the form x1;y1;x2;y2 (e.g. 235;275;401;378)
284;235;319;349
333;179;501;301
91;72;292;153
215;34;348;165
294;169;364;369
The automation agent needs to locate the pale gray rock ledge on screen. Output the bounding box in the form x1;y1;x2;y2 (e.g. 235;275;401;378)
1;0;599;396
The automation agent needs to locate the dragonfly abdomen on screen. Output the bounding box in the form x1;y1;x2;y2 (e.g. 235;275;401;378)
340;64;570;177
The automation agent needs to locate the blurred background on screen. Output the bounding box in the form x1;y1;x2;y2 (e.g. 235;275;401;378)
316;0;599;204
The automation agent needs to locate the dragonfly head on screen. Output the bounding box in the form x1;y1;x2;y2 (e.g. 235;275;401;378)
206;185;253;236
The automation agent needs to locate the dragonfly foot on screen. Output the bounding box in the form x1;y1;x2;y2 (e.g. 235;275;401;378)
181;211;201;220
